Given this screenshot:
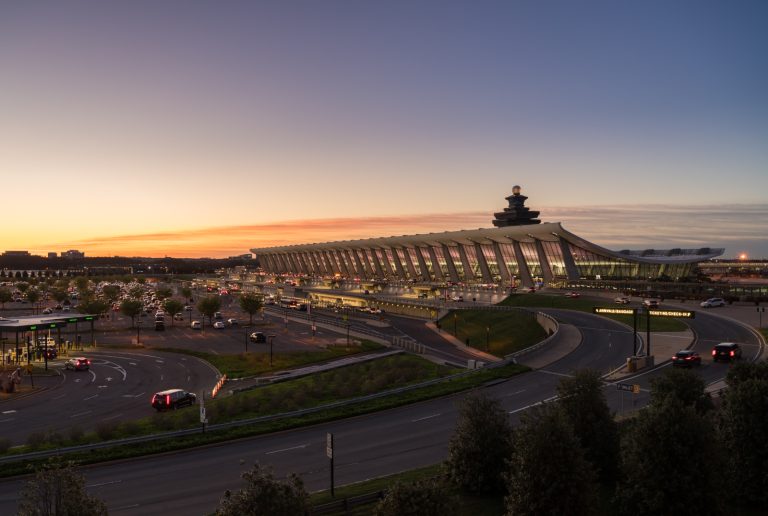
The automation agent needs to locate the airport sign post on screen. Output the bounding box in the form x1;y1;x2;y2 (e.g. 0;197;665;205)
593;307;638;356
594;306;694;357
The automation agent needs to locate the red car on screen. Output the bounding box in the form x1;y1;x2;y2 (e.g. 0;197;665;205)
671;350;701;367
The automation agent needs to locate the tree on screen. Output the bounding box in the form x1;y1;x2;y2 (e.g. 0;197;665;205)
74;277;90;293
155;286;173;301
51;289;69;306
18;457;108;516
181;286;192;301
197;295;221;327
374;477;456;516
120;299;143;328
16;282;29;295
444;392;513;494
216;463;308;516
650;367;713;414
128;284;144;299
615;397;725;516
239;293;263;325
0;288;12;310
26;288;40;315
718;363;768;507
556;369;619;483
505;403;597;516
163;299;184;326
77;299;109;317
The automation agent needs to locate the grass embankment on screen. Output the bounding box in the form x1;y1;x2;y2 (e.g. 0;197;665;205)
438;309;547;357
500;294;688;332
0;359;529;476
156;340;384;378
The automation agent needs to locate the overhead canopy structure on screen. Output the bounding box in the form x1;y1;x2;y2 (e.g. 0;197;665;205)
0;314;97;332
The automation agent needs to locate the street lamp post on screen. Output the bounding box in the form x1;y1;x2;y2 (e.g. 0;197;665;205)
244;327;249;353
136;320;141;346
453;312;457;336
268;334;276;366
486;325;490;351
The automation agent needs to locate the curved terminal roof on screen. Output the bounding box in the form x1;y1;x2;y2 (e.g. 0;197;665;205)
251;222;724;265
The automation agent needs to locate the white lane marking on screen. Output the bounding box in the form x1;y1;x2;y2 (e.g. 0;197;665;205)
155;359;164;364
70;410;92;418
129;362;137;366
265;444;307;455
412;413;441;422
208;349;219;355
508;395;558;415
106;377;113;382
160;375;164;381
537;370;574;378
84;394;99;401
101;414;123;422
121;392;146;398
73;379;81;383
87;479;122;488
187;376;191;382
2;410;17;414
52;394;66;400
97;385;108;389
0;418;15;423
89;370;97;382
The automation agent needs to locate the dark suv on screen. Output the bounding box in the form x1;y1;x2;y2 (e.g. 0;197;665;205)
712;342;742;362
151;389;197;411
249;331;266;343
672;350;701;367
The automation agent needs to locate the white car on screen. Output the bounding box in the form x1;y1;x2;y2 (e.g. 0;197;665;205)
614;296;630;304
642;298;660;308
190;320;202;329
173;313;184;321
227;318;238;325
700;297;726;308
213;321;226;329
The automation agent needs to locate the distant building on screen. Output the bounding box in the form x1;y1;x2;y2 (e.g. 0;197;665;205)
251;187;725;287
48;252;58;259
2;251;31;257
228;253;253;260
62;250;85;259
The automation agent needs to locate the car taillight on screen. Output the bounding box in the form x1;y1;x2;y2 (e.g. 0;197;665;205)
86;360;90;365
712;349;717;356
730;350;735;357
166;394;171;406
685;356;692;360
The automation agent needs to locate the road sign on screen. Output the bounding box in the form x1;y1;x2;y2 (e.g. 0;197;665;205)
648;309;695;319
200;406;206;423
594;307;636;316
326;432;334;458
616;383;641;394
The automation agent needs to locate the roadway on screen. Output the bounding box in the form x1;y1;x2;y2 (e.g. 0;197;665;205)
0;305;759;514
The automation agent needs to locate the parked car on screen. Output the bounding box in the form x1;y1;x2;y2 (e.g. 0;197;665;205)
41;307;53;314
642;298;660;308
65;357;90;371
184;305;193;311
190;320;202;329
249;331;266;343
151;389;196;411
227;318;238;325
155;321;165;331
700;297;726;308
35;347;57;360
712;342;742;362
173;313;184;321
671;350;702;367
214;312;223;320
564;291;580;298
213;321;225;329
614;296;630;304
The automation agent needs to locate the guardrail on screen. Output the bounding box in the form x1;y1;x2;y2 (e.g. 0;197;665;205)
310;490;386;514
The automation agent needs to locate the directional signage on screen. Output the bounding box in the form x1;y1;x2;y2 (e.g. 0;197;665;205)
616;383;640;393
326;432;334;459
594;307;635;316
648;309;695;319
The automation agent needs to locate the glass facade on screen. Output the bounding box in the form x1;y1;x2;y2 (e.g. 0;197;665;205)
255;224;717;286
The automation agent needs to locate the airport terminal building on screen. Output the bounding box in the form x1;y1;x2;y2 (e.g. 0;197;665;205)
250;187;724;288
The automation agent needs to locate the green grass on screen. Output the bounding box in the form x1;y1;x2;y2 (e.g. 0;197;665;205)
499;294;688;332
0;362;529;476
439;309;547;357
156;340;384;378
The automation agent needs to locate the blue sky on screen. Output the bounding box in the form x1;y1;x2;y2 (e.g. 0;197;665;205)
1;1;766;257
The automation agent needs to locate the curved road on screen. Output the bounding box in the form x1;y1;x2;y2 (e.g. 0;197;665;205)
0;310;759;514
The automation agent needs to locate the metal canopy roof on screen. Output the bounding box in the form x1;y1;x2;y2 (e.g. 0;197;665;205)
0;314;97;332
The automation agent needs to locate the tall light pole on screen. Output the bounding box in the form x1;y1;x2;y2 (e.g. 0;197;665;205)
486;325;490;351
453;312;457;336
268;334;276;367
136;319;141;346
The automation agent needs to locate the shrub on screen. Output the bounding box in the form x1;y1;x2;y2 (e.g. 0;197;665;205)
0;437;11;454
95;421;119;441
26;432;47;450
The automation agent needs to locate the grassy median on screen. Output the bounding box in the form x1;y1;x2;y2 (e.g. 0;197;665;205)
438;309;547;357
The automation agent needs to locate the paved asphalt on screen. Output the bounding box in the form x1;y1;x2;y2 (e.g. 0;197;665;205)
0;302;760;514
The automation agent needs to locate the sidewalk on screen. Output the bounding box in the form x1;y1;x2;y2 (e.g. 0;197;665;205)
605;330;694;381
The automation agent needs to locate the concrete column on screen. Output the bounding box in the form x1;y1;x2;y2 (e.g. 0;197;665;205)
474;243;493;283
559;240;581;281
442;244;461;283
379;249;395;277
369;248;386;278
535;240;554;282
492;241;511;282
351;249;367;278
334;250;350;277
391;248;407;280
512;241;533;287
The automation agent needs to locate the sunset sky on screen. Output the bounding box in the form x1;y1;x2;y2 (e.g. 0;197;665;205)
1;1;766;258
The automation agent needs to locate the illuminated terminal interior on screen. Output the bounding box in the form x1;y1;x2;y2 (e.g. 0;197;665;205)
251;188;724;288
